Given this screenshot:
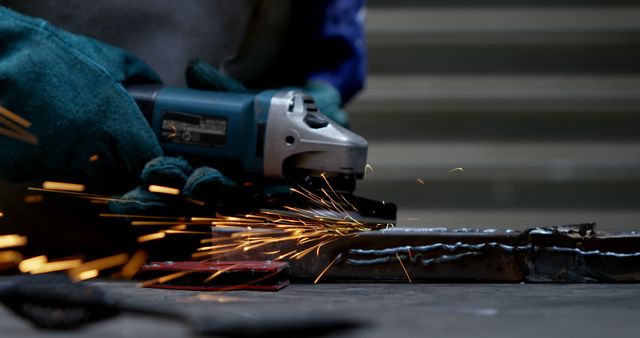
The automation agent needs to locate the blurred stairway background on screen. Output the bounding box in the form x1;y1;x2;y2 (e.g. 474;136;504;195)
350;1;640;230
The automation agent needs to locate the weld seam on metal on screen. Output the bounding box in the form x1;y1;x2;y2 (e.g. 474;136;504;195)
539;246;640;258
348;242;531;256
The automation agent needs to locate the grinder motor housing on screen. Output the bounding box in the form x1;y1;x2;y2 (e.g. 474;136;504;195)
128;86;395;222
128;85;368;193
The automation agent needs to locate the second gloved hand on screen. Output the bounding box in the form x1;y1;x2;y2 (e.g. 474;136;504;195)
303;81;350;128
109;156;240;216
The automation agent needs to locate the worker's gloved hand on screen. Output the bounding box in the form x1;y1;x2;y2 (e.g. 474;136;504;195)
0;8;162;192
109;156;239;216
303;81;350;128
185;58;350;127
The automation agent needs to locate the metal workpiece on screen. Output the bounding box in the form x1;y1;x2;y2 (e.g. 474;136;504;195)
288;229;528;282
526;224;640;282
263;91;368;180
128;86;369;187
218;223;640;282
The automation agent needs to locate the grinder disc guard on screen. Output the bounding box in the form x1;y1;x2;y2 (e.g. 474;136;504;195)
260;191;397;225
261;168;397;224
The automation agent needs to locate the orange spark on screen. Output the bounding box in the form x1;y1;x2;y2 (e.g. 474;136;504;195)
203;263;242;283
163;230;211;235
186;198;206;206
214;269;283;292
30;258;82;274
191;217;218;222
76;269;99;281
140;271;189;288
0;250;22;264
19;255;47;273
314;254;341;284
118;250;148;279
0;105;31;128
137;232;166;243
24;194;43;203
69;253;129;278
364;163;374;175
0;125;38;145
148;185;180;195
0;234;27;249
131;221;187;226
0;105;38;145
90;200;109;204
396;253;412;283
28;187;134;203
42;181;85;192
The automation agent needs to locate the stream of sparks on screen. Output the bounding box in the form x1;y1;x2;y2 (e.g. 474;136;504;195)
19;174;393;285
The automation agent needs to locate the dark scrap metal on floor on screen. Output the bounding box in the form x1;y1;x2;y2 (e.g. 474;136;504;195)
0;274;363;337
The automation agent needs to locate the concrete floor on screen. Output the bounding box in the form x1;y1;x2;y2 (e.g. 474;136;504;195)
1;282;639;338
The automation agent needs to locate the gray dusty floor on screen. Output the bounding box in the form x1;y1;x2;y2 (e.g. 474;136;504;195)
1;282;639;338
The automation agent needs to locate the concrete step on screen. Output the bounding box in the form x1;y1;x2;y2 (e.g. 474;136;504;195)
351;75;640;114
358;178;640;209
354;141;640;210
394;208;640;231
367;8;640;43
366;8;640;74
348;75;640;141
358;4;640;230
363;142;640;181
351;110;640;142
368;1;640;7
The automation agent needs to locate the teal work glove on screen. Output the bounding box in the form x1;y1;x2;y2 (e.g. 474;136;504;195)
0;7;162;192
304;81;350;128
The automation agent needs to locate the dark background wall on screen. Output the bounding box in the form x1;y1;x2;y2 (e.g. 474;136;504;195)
351;1;640;230
0;0;256;86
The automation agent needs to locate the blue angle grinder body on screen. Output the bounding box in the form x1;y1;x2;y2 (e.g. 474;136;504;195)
127;85;396;223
